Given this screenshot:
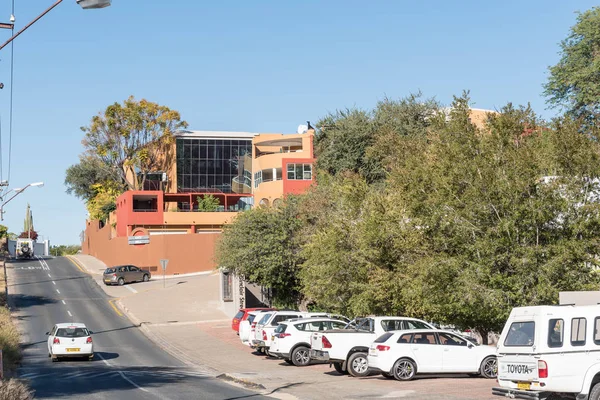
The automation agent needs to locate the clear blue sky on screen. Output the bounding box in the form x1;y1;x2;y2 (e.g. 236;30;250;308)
0;0;595;245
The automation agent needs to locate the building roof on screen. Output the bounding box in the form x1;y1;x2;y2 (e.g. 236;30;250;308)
175;130;257;140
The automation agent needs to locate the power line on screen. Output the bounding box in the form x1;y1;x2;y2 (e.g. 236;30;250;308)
7;0;14;184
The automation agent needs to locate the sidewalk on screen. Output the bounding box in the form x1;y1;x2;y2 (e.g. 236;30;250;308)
70;254;496;400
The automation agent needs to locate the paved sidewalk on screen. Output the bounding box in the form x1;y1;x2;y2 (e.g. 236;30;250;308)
71;254;497;400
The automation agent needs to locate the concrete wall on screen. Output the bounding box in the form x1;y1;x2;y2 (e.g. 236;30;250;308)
83;220;222;275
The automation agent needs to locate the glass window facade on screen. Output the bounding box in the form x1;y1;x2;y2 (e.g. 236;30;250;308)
176;138;252;194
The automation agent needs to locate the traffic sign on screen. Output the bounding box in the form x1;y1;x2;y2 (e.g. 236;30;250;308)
160;259;169;271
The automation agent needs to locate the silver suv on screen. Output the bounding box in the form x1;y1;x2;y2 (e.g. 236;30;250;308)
103;265;150;286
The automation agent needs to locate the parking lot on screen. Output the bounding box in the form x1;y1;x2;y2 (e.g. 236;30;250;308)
152;321;499;400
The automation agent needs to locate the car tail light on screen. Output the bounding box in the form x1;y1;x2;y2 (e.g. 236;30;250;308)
277;333;291;338
263;330;267;340
53;338;60;344
322;335;332;349
538;360;548;378
86;337;93;344
376;345;390;351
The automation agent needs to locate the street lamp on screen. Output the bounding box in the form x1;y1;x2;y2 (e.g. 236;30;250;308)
0;0;111;52
0;181;44;221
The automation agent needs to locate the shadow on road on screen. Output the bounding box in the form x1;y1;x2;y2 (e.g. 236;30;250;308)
23;364;215;399
9;276;87;288
9;293;57;309
224;382;305;400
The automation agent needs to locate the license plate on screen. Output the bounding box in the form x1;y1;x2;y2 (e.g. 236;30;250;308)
517;382;531;390
66;348;80;352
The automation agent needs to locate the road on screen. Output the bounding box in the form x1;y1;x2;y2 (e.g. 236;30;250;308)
7;256;268;400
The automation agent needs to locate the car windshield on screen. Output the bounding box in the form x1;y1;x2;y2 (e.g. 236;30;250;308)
247;315;256;324
104;268;115;274
56;327;89;338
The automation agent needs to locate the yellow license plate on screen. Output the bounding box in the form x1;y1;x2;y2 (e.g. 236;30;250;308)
66;348;80;352
517;382;531;390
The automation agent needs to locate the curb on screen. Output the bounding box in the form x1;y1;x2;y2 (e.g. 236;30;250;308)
215;373;266;390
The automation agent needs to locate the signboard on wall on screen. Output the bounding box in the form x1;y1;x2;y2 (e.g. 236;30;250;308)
128;236;150;245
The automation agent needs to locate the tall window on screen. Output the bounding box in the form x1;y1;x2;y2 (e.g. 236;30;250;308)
176;138;252;194
287;163;312;180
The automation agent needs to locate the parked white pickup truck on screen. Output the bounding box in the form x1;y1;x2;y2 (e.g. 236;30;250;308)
310;316;435;377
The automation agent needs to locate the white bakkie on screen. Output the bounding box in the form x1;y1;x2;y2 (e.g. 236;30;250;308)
309;316;435;377
47;322;94;361
493;305;600;400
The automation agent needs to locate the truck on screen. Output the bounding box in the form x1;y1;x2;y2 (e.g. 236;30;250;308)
309;316;435;377
16;238;35;259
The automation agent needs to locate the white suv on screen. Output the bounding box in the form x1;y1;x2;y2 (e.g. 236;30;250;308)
270;318;348;366
253;311;329;354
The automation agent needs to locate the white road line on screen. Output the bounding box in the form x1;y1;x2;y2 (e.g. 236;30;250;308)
48;274;51;278
125;285;137;294
97;353;152;394
52;281;56;285
61;300;66;305
67;311;72;317
56;289;60;294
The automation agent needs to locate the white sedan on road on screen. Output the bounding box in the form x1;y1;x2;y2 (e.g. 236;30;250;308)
368;329;497;381
47;323;94;361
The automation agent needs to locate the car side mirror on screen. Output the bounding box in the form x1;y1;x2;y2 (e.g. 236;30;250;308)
45;332;50;335
89;331;94;334
467;342;474;349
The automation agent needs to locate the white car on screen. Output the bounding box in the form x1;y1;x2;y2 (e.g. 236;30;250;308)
270;318;348;366
47;323;94;361
240;310;271;347
253;311;329;354
368;329;497;381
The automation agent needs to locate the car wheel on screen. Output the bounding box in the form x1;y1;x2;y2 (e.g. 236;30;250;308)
284;358;293;365
590;383;600;400
332;362;348;375
291;346;311;367
480;356;497;379
381;371;394;379
88;355;94;361
393;358;416;381
347;352;370;377
51;355;58;363
143;274;149;282
118;277;125;286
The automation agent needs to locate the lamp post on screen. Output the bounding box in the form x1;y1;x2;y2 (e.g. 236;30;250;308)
0;0;111;52
0;182;44;221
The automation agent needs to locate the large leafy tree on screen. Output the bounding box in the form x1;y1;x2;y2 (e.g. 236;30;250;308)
215;199;304;307
544;7;600;128
81;96;187;191
65;155;123;203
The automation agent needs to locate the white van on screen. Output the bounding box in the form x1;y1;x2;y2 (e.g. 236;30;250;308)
493;305;600;400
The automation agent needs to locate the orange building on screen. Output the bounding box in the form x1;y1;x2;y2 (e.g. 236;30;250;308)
83;128;316;276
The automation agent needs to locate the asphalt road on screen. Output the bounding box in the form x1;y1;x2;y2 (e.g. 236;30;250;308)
7;256;268;400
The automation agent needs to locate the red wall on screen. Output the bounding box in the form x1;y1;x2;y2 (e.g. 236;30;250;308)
282;157;316;195
83;220;220;275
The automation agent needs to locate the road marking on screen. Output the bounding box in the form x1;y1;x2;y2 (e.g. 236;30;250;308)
56;289;60;294
108;299;123;317
67;311;72;317
66;256;87;274
125;285;137;294
48;274;51;278
96;353;151;394
61;300;66;305
52;281;56;285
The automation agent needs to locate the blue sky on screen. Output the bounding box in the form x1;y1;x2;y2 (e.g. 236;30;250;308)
0;0;595;245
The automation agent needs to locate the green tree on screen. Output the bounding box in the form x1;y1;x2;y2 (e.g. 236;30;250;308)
196;194;220;211
544;7;600;128
81;96;187;191
50;245;81;256
216;201;303;307
65;155;124;203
